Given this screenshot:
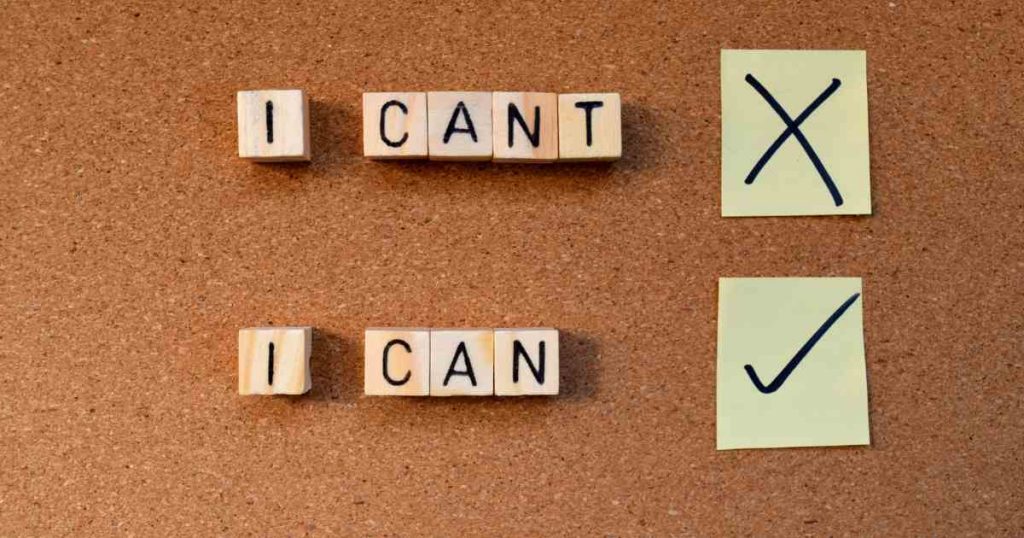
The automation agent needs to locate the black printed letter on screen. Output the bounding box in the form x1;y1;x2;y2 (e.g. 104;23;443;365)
512;340;545;384
574;101;603;147
265;101;274;144
508;104;541;148
267;342;275;386
443;342;478;386
382;339;413;386
443;101;478;144
380;100;409;148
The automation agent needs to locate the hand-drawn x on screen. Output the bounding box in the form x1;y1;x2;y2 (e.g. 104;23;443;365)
744;74;844;207
744;292;861;394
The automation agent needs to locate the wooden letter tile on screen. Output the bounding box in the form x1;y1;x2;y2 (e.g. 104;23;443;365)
364;328;430;396
427;91;493;161
237;89;311;162
491;92;558;162
362;92;428;159
494;328;559;396
238;327;312;395
558;93;622;161
429;329;494;396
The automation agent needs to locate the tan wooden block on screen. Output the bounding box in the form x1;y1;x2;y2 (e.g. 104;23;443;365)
494;328;559;396
558;93;622;161
238;327;312;395
364;328;430;396
427;92;493;161
236;89;311;162
362;92;428;159
491;92;558;162
429;329;494;396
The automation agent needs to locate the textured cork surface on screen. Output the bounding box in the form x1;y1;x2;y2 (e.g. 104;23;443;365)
1;1;1022;535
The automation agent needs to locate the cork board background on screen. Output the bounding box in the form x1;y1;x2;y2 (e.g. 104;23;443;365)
2;1;1022;535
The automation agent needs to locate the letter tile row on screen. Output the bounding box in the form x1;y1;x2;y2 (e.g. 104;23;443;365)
237;326;558;397
365;328;558;396
235;89;620;163
364;92;620;162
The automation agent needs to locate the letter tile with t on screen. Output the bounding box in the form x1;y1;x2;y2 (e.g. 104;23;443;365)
362;92;428;159
494;328;559;395
429;329;495;396
364;328;431;396
558;93;622;161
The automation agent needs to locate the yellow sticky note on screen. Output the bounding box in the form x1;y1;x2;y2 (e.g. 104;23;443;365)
721;50;871;216
716;277;870;450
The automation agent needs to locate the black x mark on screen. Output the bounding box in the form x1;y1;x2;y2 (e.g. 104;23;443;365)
744;74;844;207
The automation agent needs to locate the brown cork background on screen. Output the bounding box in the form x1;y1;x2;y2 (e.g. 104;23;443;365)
1;1;1022;536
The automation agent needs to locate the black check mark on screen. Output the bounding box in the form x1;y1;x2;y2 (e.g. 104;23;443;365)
744;292;861;394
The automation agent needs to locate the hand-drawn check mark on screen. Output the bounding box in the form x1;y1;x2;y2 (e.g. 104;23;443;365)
744;292;861;394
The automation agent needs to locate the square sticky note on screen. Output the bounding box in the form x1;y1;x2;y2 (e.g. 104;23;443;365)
716;277;869;450
721;50;871;216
